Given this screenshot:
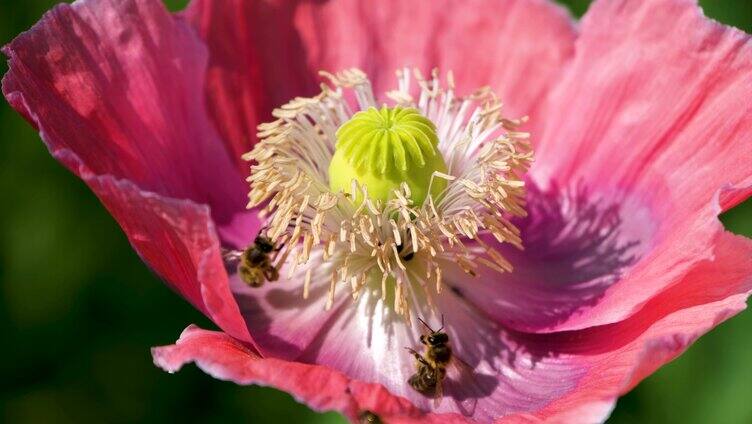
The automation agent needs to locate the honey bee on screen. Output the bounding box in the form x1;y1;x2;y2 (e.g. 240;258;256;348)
405;316;452;405
237;233;280;287
357;410;382;424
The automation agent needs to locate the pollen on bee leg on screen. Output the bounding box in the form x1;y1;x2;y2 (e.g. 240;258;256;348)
243;67;532;318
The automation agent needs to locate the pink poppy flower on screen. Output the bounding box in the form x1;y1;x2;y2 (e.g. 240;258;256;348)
4;0;752;422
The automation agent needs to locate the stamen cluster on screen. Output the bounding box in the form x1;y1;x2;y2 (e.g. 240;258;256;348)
244;68;532;318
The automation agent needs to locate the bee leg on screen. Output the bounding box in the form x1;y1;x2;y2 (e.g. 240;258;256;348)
263;266;279;282
404;347;430;366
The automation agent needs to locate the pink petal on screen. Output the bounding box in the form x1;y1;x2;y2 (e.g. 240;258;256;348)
511;231;752;422
180;0;321;171
230;259;342;359
2;0;246;224
528;0;752;331
163;231;752;422
153;325;470;424
231;262;591;421
80;171;251;344
443;182;655;332
2;0;254;342
182;0;577;158
293;0;578;121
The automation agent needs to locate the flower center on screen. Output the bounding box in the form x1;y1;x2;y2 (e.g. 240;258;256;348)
328;106;448;205
242;68;532;320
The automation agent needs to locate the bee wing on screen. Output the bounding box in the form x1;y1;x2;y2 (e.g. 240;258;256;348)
447;354;475;381
432;368;444;408
220;248;242;268
444;355;478;415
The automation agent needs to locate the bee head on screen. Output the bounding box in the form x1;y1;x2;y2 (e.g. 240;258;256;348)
425;332;448;346
417;316;448;346
255;235;275;253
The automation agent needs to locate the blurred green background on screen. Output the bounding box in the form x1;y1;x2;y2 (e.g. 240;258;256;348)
1;0;750;422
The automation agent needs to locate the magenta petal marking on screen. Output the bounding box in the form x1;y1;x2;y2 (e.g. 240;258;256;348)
528;0;752;331
516;231;752;422
445;182;654;332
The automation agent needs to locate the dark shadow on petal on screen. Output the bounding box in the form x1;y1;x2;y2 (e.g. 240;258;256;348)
433;287;586;417
227;257;345;361
442;361;497;416
231;283;304;358
514;181;642;289
460;180;650;331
